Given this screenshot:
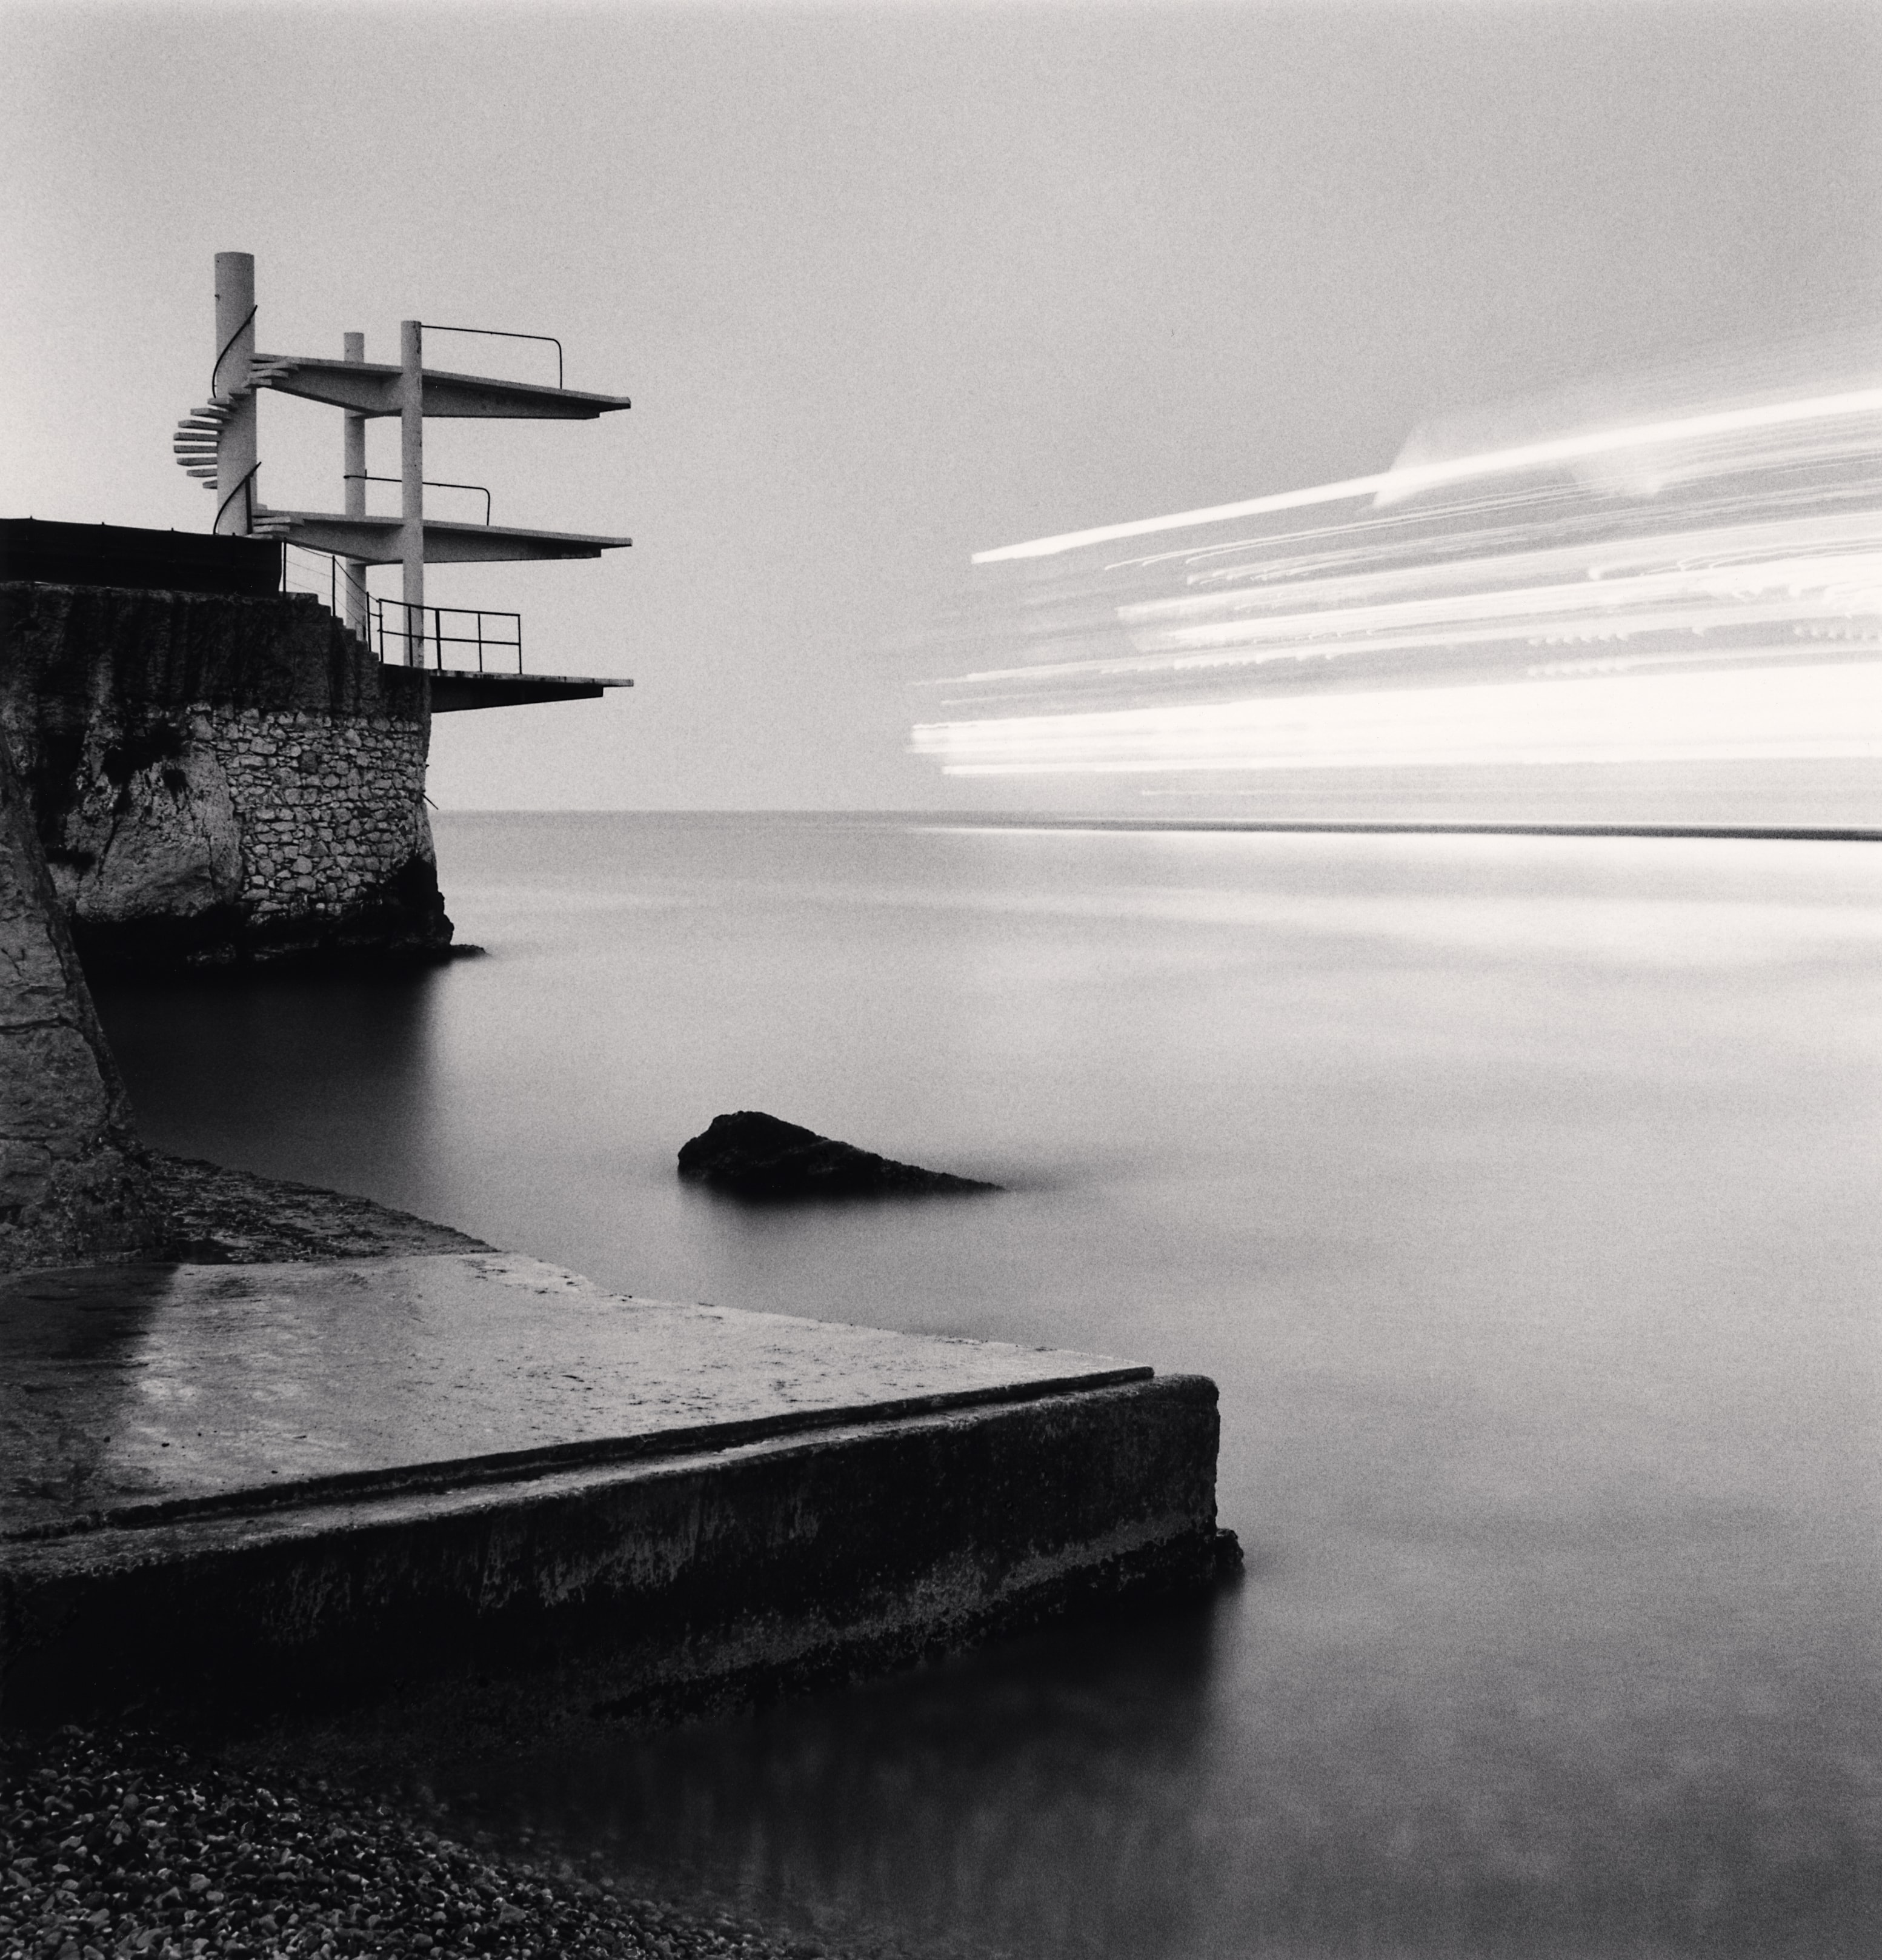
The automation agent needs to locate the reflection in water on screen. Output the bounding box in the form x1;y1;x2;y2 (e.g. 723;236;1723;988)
455;1601;1227;1960
93;817;1882;1958
442;1556;1874;1960
88;967;447;1217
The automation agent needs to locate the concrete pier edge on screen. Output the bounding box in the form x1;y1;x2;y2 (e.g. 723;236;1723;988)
4;1374;1225;1733
1;1254;1231;1735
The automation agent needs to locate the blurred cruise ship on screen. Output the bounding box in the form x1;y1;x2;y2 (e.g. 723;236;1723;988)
913;351;1882;820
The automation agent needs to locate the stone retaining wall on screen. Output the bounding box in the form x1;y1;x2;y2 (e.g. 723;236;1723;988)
0;582;451;969
210;706;431;929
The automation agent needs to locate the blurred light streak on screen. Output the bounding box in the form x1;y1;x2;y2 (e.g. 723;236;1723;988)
971;387;1882;565
911;662;1882;775
917;365;1882;780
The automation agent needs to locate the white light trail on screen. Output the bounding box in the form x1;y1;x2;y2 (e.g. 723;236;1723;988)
973;386;1882;565
912;662;1882;775
916;365;1882;783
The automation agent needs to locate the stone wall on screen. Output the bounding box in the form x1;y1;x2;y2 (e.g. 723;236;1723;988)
182;705;433;938
0;582;451;970
0;725;154;1272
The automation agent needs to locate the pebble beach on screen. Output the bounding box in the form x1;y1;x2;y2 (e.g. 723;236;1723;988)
1;1729;826;1960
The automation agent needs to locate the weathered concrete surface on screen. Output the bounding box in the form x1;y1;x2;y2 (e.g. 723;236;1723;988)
144;1152;492;1265
0;1254;1150;1529
0;726;155;1272
0;581;451;969
0;1254;1223;1729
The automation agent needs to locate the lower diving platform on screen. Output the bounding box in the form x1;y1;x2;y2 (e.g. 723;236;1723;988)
327;587;630;714
429;668;632;713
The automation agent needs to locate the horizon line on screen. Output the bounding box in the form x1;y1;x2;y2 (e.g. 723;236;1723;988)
427;809;1881;843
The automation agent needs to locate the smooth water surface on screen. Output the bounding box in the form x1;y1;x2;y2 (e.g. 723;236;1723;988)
95;816;1882;1958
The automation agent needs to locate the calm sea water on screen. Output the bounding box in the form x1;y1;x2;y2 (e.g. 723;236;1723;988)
94;815;1882;1959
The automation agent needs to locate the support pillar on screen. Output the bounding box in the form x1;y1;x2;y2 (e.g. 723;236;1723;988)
342;331;369;643
400;318;425;667
213;253;257;536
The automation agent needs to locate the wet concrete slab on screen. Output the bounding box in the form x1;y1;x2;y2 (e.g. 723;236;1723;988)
1;1255;1222;1730
0;1252;1148;1535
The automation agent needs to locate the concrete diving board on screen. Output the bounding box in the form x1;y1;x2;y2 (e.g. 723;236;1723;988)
259;510;631;565
251;353;631;421
429;670;634;713
0;1254;1226;1729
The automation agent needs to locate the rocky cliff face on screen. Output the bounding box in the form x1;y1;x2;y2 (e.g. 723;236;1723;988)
0;726;155;1272
0;583;452;970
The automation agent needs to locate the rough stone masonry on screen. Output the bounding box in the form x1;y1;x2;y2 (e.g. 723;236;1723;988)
0;581;451;970
0;723;153;1271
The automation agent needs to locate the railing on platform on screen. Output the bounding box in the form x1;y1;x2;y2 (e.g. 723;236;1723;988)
282;545;524;676
419;321;564;390
283;543;370;628
373;598;524;674
341;473;494;527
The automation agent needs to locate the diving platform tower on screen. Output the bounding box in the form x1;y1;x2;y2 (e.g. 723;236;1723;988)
172;252;633;711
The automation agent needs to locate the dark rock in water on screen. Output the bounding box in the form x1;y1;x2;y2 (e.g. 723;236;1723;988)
678;1111;1001;1200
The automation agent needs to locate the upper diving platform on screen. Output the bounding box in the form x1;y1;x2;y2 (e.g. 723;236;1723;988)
247;353;630;421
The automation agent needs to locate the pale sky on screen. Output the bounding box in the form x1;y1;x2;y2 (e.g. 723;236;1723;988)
4;0;1880;812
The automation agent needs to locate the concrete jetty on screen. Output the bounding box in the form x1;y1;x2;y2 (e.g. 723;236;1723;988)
2;700;1225;1741
1;1252;1223;1730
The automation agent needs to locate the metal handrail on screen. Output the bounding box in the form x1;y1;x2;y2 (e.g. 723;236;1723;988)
278;551;526;676
214;461;260;536
374;598;524;676
344;473;493;525
210;303;258;400
281;545;372;645
419;321;564;390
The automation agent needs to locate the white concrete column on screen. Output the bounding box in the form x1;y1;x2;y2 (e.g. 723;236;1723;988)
213;252;257;535
400;317;425;666
342;331;369;642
